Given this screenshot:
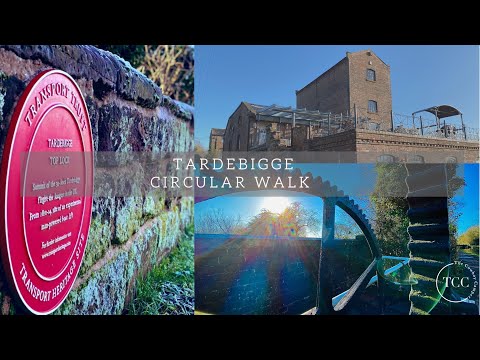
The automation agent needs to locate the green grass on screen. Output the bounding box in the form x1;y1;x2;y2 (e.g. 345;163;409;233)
129;224;194;315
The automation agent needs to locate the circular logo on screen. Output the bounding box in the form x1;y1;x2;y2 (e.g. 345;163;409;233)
436;260;478;303
0;70;94;314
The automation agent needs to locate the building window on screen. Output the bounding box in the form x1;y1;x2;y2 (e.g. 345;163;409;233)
377;154;394;163
237;134;241;150
368;100;378;113
408;155;424;164
366;69;376;81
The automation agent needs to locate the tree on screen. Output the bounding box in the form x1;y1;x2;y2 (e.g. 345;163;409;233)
195;208;243;234
370;163;410;256
243;201;321;237
335;206;363;240
97;45;194;105
243;209;278;236
137;45;194;105
458;226;479;246
370;162;465;257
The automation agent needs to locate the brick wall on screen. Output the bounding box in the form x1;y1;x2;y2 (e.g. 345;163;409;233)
209;134;224;154
195;236;321;315
296;57;350;114
295;50;393;131
307;128;478;163
308;129;357;151
224;102;255;151
0;45;194;314
348;50;392;130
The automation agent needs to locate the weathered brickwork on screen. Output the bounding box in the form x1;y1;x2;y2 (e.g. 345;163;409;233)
209;128;224;155
309;129;478;163
224;102;255;151
296;50;392;130
0;45;194;314
296;57;350;115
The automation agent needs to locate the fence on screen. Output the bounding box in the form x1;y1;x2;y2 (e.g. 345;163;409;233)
299;107;478;142
248;105;479;149
353;106;479;141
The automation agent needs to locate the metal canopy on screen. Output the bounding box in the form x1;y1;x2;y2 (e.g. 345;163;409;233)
250;103;333;126
411;104;466;140
412;105;462;119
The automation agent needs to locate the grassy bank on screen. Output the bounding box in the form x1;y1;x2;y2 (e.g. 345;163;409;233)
129;225;194;315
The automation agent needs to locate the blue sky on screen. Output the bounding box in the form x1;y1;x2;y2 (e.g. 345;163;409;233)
195;45;479;148
196;164;479;237
455;164;479;234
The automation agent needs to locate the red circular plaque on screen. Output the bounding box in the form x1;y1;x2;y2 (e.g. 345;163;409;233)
0;70;94;314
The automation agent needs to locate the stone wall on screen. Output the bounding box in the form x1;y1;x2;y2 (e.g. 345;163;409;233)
0;45;194;314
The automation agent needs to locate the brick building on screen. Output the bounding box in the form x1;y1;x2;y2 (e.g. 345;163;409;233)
221;50;479;162
209;128;225;155
296;50;392;131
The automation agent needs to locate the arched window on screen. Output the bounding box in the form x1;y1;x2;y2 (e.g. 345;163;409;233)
237;134;241;150
377;154;395;163
366;69;376;81
368;100;378;113
408;155;424;164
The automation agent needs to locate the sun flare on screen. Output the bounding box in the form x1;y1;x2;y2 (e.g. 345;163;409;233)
259;196;291;214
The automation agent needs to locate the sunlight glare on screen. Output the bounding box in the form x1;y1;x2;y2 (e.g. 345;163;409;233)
259;196;291;214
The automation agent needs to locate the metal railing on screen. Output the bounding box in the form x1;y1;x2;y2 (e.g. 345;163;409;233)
331;256;410;308
353;106;479;141
248;106;479;149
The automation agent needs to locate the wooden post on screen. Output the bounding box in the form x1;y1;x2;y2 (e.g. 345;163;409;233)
419;115;424;135
444;119;447;138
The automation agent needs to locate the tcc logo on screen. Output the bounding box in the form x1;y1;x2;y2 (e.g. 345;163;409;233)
442;276;470;288
436;261;478;303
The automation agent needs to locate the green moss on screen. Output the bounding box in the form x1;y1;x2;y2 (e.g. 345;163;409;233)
114;197;143;244
142;195;165;219
57;252;129;315
55;198;193;314
79;217;111;276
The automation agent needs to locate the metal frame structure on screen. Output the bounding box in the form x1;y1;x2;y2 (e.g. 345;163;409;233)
246;103;477;143
252;104;332;127
250;104;354;145
412;104;466;140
